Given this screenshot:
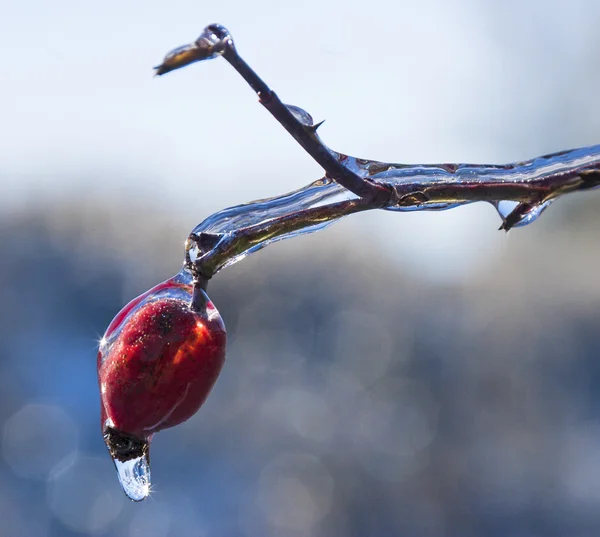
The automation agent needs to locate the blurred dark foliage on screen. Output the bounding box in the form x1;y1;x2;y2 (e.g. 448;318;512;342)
1;192;600;537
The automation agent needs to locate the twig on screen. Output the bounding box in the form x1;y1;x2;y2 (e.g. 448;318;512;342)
154;25;600;282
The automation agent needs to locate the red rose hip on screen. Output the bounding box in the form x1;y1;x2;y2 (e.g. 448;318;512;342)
97;270;226;500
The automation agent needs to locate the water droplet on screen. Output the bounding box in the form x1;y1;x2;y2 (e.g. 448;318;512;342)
493;200;553;230
113;454;151;502
493;200;519;220
518;201;552;226
286;104;314;127
103;428;152;502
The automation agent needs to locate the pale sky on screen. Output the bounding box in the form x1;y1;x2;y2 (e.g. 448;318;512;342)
3;0;600;280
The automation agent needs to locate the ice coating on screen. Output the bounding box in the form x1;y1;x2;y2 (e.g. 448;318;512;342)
188;105;600;273
98;269;194;365
152;25;600;274
286;104;315;127
154;24;231;76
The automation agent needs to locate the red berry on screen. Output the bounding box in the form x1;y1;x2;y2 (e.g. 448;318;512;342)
98;274;226;438
97;271;226;500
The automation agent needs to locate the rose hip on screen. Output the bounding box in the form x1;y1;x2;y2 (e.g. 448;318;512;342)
97;271;226;500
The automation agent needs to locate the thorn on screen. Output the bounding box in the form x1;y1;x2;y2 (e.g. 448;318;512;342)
308;119;326;133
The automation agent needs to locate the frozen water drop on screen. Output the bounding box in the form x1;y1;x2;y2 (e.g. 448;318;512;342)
286;104;314;127
515;200;553;227
492;199;553;230
494;200;519;220
114;454;151;502
103;428;151;502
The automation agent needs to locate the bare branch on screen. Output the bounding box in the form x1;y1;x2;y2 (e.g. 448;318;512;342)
154;24;600;282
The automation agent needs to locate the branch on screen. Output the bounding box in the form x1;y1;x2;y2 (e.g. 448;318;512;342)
155;24;600;281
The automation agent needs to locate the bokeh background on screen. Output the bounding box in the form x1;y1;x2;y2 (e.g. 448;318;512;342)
3;1;600;535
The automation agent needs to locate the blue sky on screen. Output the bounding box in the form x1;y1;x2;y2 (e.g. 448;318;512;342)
3;0;600;279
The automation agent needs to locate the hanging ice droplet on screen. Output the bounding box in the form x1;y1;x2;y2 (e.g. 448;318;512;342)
286;104;314;127
113;454;151;502
492;200;554;231
494;200;519;221
103;428;151;502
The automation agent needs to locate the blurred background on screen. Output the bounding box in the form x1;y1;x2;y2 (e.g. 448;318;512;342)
3;0;600;535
